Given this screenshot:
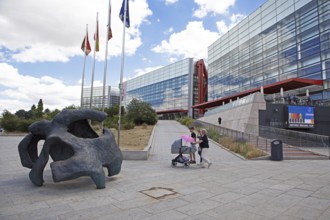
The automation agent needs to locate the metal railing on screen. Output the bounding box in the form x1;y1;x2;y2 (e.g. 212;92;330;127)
195;120;330;159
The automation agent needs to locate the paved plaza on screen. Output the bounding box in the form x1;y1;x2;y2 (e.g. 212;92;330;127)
0;120;330;220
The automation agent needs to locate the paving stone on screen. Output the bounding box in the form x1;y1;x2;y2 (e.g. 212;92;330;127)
143;210;188;220
298;197;330;211
94;208;152;220
58;204;120;220
175;199;221;216
317;208;330;220
206;202;254;219
286;188;314;198
113;196;158;210
236;192;272;206
1;121;330;220
211;191;245;204
182;213;219;220
283;205;324;219
140;197;189;214
179;190;215;202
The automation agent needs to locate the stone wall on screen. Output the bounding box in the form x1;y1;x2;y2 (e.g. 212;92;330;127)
198;92;266;134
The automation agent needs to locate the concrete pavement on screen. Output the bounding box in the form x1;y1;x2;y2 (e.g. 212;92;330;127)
0;120;330;220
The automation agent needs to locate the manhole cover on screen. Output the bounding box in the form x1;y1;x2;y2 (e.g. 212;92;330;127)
140;187;177;199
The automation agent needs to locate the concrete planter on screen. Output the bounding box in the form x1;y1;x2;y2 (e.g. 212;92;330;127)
121;125;156;160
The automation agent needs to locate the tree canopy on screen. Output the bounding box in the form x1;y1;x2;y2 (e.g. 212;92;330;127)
126;98;158;125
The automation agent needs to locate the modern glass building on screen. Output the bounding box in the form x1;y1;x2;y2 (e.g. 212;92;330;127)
124;58;193;119
82;86;119;109
207;0;330;103
123;58;208;119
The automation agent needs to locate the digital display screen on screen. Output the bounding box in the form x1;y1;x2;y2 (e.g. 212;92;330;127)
287;105;314;128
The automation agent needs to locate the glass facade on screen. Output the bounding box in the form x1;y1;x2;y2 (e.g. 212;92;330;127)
82;86;119;109
124;58;194;114
208;0;330;101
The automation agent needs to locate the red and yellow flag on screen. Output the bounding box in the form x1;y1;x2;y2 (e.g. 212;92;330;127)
108;26;112;40
107;3;113;40
81;32;91;55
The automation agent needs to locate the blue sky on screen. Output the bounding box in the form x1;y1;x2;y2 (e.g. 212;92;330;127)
0;0;266;113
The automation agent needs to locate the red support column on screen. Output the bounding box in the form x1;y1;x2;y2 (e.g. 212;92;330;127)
195;59;208;117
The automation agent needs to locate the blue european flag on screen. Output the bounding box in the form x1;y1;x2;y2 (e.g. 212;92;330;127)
119;0;130;28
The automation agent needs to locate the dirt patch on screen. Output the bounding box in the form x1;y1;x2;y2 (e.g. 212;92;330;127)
110;125;154;150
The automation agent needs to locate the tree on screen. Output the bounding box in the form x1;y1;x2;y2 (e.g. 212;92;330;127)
46;109;60;119
1;110;18;131
36;99;44;118
31;104;37;118
104;105;119;118
44;108;50;114
64;105;78;110
15;109;28;119
126;98;158;125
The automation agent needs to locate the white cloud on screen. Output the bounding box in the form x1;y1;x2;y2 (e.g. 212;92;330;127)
12;44;73;63
164;0;178;5
152;21;219;59
216;13;246;35
169;57;178;63
164;27;174;35
193;0;236;18
0;63;81;113
0;0;152;63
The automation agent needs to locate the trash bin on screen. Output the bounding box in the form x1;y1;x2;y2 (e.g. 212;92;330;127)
271;139;283;161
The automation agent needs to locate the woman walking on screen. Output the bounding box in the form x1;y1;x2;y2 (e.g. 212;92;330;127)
195;129;212;168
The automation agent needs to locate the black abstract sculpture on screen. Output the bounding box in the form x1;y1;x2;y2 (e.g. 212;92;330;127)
18;109;123;189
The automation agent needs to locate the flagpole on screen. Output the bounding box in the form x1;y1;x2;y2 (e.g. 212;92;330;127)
90;12;99;109
102;0;111;112
118;0;128;147
80;24;88;109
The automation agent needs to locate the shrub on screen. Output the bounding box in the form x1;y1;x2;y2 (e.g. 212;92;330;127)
207;127;220;142
17;119;34;132
177;117;194;127
1;117;19;132
104;115;119;128
142;123;148;129
219;136;266;159
123;122;135;130
234;137;248;143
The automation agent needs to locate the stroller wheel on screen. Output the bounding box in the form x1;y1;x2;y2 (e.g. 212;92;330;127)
184;162;190;167
172;161;177;166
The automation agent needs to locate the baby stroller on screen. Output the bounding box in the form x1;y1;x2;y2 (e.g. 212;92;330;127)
171;139;191;167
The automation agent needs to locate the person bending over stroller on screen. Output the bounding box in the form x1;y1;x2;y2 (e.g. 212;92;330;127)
194;129;212;168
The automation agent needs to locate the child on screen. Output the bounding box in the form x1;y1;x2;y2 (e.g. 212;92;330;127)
189;126;197;163
196;129;202;163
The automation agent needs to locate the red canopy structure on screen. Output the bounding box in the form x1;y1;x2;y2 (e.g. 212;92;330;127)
192;78;323;110
156;109;188;114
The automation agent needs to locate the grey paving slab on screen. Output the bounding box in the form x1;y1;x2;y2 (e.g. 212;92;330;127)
1;120;330;220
